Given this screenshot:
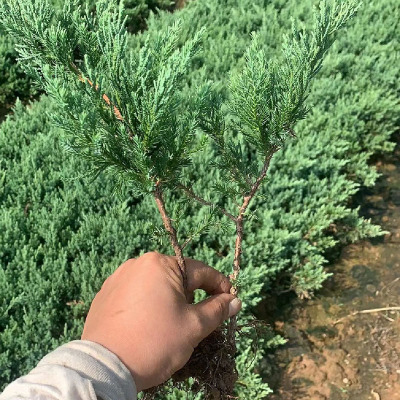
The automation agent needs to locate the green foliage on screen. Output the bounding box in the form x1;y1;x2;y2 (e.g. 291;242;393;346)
0;26;40;116
135;0;399;299
0;0;399;398
74;0;175;34
0;96;156;388
197;1;359;192
0;0;175;118
0;0;358;204
0;0;207;195
228;1;359;153
49;0;175;34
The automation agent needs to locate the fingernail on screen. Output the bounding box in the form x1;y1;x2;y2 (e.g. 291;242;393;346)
229;298;242;317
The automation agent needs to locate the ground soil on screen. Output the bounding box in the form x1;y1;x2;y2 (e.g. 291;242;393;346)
259;139;400;400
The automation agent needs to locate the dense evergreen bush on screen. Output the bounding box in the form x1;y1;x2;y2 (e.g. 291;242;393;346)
50;0;175;33
0;0;399;398
0;27;40;119
0;0;175;118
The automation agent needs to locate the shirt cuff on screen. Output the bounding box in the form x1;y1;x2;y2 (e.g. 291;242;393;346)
36;339;137;400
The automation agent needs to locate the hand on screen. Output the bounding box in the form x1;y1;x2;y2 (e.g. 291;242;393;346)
81;252;242;392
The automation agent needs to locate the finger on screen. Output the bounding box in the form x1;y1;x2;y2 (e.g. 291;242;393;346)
188;294;242;344
187;291;195;304
172;257;232;295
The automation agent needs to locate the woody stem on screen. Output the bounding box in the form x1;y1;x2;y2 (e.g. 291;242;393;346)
227;149;277;348
153;183;188;291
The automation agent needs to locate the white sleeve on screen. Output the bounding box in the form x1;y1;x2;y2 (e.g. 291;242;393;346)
0;340;137;400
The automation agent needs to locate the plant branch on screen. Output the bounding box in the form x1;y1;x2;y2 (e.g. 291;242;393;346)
227;148;277;346
69;62;127;125
285;126;297;138
153;182;188;291
178;184;236;222
181;224;207;250
231;149;277;287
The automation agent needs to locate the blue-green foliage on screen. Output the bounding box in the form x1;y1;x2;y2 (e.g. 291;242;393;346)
0;27;40;117
0;0;399;398
74;0;175;33
0;0;175;118
133;0;399;300
0;96;156;387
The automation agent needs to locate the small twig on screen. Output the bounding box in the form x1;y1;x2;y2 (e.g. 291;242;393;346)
23;202;31;216
371;389;381;400
382;314;395;322
380;277;400;294
352;306;400;314
333;306;400;325
230;150;276;292
181;237;192;250
83;77;124;121
69;62;133;136
276;287;294;296
181;222;209;250
286;126;297;138
178;184;236;222
153;182;188;291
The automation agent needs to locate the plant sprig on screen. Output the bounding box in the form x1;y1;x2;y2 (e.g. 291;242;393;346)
0;0;360;397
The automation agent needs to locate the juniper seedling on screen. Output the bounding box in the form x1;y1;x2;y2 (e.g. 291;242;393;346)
0;0;360;397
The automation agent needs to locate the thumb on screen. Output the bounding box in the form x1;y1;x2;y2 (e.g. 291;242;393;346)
189;294;242;345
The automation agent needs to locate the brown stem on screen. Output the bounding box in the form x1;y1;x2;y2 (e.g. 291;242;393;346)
231;151;276;285
69;62;126;125
178;184;236;222
286;127;297;138
153;183;188;291
227;149;277;350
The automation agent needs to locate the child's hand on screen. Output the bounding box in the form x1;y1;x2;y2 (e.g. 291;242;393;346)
81;252;241;392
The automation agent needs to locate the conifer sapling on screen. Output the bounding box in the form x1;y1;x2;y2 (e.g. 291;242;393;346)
0;0;360;397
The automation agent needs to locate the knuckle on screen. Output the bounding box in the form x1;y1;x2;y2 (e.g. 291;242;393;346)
162;256;182;277
142;251;161;260
140;252;180;278
126;257;137;265
140;251;163;265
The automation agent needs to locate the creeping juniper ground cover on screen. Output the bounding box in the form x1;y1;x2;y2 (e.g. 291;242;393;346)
0;0;399;398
